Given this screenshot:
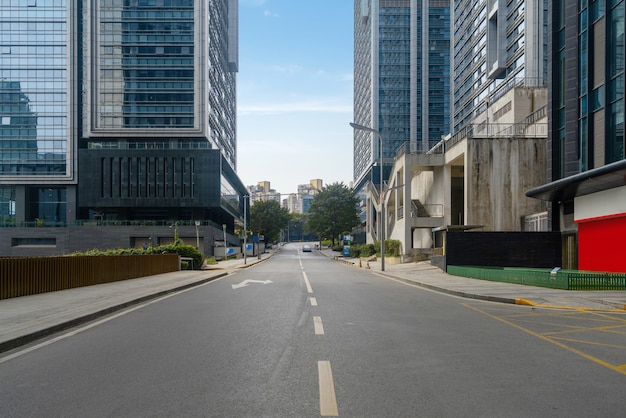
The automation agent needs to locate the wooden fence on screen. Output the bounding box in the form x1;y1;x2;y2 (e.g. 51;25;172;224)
0;255;179;300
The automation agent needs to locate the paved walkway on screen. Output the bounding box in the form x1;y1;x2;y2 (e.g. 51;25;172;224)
1;247;625;354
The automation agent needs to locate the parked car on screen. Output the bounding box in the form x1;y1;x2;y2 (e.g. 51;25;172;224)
302;244;312;252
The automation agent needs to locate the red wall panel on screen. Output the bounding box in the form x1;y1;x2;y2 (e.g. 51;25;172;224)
577;214;626;273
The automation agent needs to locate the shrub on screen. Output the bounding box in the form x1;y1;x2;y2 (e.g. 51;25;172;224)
67;243;204;270
359;243;377;257
385;239;401;257
373;239;401;257
154;243;204;270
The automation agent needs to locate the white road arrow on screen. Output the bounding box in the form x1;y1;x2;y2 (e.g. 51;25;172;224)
231;279;273;289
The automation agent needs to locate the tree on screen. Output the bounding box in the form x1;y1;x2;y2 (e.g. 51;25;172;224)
306;182;360;245
249;199;290;244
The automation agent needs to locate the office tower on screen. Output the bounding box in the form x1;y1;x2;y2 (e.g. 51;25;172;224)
0;1;245;229
452;0;547;132
78;0;244;224
0;0;74;224
353;0;451;192
527;1;626;273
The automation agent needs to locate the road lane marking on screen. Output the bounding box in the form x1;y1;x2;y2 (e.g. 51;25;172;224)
314;316;325;335
318;361;339;416
0;279;222;364
231;279;273;289
303;271;313;293
464;303;626;376
310;297;318;306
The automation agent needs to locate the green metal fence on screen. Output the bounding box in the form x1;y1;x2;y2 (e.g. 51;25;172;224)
447;266;626;290
0;254;179;300
566;271;626;290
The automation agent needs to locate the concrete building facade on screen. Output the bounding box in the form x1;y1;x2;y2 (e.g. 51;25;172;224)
384;85;548;260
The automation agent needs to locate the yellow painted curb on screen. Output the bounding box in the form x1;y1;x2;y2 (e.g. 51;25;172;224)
515;298;537;306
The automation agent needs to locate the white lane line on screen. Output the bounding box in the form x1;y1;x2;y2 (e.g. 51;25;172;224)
0;278;225;364
313;316;325;335
310;297;318;306
318;361;339;416
303;271;313;294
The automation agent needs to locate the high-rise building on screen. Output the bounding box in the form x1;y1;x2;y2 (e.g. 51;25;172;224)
452;0;547;132
352;0;451;192
0;0;74;224
0;1;246;254
527;1;626;273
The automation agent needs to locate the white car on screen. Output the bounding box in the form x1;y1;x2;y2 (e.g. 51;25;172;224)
302;244;312;252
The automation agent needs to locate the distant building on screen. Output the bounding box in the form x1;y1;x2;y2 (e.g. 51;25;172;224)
248;179;322;214
248;182;281;204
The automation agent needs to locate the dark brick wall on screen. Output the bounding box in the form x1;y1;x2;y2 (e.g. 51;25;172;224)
0;225;228;257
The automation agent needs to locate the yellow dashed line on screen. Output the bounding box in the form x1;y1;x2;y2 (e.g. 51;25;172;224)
464;303;626;376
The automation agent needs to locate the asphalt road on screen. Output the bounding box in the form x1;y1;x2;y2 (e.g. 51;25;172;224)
1;243;625;417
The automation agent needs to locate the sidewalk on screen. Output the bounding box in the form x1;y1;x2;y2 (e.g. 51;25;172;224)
0;251;273;354
322;249;626;312
2;248;625;354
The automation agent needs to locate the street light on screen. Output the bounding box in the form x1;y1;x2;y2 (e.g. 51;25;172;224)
350;122;385;271
243;195;249;265
194;220;200;249
169;221;179;245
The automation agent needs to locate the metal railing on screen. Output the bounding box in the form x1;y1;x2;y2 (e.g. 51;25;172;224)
447;266;626;290
411;201;443;218
427;117;547;155
0;218;224;230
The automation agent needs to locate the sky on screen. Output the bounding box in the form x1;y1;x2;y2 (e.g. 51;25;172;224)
236;0;354;195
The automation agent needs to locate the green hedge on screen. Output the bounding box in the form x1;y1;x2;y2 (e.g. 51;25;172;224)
69;243;204;270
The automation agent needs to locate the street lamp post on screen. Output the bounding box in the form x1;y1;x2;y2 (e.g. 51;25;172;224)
243;195;248;265
194;220;200;249
222;224;227;259
350;122;385;271
169;221;179;245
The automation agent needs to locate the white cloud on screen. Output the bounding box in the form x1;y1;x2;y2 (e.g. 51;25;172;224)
264;10;279;18
270;64;303;74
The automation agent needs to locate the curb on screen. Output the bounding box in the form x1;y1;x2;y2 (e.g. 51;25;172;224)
327;255;626;313
0;272;228;355
377;272;519;305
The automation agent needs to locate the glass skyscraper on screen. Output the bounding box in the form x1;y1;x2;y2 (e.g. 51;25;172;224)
452;0;548;132
549;0;624;177
0;0;72;224
353;0;451;192
0;0;244;228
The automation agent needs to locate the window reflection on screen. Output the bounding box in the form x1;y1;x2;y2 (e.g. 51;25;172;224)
0;1;68;176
